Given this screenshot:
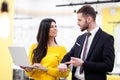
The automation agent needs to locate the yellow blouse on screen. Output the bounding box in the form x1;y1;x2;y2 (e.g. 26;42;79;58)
25;44;70;80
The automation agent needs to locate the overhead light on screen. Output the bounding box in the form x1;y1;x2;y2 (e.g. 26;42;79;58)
0;1;10;39
56;0;120;7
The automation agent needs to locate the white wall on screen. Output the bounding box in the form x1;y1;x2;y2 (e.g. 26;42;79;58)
13;15;81;52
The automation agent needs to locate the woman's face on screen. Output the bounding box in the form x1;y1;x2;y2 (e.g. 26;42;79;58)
49;21;58;37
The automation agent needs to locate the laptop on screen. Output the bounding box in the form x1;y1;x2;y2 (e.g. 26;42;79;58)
8;46;48;71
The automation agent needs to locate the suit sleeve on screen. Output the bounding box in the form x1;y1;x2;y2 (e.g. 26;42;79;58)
61;47;74;63
61;36;81;63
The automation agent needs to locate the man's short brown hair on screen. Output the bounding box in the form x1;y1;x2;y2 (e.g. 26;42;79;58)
77;5;96;21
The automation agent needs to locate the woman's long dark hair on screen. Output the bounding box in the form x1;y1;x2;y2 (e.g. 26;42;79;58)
32;18;57;64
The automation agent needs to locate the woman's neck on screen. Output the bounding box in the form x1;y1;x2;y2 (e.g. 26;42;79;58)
48;38;57;46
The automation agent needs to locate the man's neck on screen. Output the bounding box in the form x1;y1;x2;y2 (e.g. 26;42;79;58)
87;22;96;32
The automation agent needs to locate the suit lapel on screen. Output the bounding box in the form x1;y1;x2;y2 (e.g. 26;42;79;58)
77;34;86;58
86;28;102;60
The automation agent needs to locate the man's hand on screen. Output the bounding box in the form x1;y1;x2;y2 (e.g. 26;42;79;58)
65;57;84;67
58;63;67;73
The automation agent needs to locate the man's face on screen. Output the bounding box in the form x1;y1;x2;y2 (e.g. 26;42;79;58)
77;13;89;31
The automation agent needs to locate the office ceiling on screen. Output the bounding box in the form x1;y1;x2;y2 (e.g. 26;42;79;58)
14;0;119;16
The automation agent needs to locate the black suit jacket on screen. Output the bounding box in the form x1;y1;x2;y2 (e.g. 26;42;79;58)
61;28;115;80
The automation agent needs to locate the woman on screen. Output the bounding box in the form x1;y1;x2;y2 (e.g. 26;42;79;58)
21;18;70;80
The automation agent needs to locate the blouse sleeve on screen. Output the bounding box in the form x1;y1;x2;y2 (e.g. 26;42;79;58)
25;44;44;78
47;67;70;78
46;46;70;78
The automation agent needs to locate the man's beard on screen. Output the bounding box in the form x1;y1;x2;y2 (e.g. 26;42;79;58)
81;20;89;31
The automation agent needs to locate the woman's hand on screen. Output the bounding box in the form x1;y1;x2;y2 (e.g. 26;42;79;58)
58;63;67;73
20;66;33;72
33;63;42;68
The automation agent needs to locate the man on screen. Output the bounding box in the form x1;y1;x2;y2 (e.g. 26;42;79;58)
58;5;115;80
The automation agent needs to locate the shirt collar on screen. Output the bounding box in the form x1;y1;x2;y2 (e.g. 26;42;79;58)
89;26;99;36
